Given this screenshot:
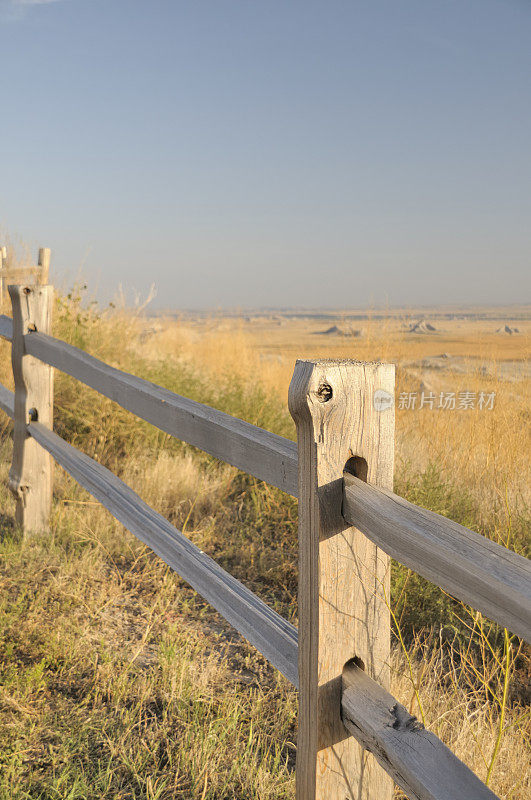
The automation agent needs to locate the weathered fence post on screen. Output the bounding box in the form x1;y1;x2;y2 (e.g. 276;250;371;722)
8;284;54;533
289;359;395;800
38;248;51;284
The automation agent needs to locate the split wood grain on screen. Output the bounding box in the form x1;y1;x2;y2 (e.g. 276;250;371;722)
289;360;394;800
341;661;500;800
9;286;54;534
343;474;531;643
28;420;299;686
23;330;298;496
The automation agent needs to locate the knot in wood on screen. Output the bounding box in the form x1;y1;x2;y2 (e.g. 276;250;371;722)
316;383;333;403
389;703;424;732
8;479;28;502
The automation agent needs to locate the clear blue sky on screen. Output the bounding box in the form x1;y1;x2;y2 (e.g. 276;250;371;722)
1;0;530;309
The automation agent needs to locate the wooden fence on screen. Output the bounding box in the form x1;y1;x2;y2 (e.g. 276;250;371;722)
0;283;529;800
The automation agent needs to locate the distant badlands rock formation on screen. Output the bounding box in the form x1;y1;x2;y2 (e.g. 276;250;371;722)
316;325;363;337
407;319;438;334
496;324;520;335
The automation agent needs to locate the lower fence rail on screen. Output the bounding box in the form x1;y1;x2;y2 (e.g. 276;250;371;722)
28;420;299;687
0;381;298;685
341;661;499;800
0;382;14;418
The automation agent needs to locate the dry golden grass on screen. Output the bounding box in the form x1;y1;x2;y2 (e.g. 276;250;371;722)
143;312;530;532
1;438;528;798
0;285;529;798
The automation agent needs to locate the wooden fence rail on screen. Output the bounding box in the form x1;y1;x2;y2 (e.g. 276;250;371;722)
0;314;13;340
22;325;298;495
343;475;531;643
0;381;299;684
0;382;13;418
341;661;499;800
29;419;299;686
0;284;529;800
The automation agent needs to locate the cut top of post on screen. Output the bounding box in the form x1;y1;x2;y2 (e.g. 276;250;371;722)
288;358;395;492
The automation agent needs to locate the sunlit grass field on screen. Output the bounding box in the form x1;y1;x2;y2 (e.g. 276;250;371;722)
0;288;529;799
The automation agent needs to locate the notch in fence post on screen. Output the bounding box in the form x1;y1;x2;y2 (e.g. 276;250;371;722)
289;359;395;800
38;248;51;284
8;284;54;534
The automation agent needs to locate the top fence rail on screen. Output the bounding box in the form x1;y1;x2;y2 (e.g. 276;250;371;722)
343;474;531;643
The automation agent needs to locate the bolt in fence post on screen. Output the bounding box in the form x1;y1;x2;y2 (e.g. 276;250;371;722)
8;284;54;534
289;359;395;800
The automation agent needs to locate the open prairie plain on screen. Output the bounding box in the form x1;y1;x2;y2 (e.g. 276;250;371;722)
145;304;530;524
0;295;529;799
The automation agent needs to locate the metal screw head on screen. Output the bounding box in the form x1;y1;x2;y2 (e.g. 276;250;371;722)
316;383;333;403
